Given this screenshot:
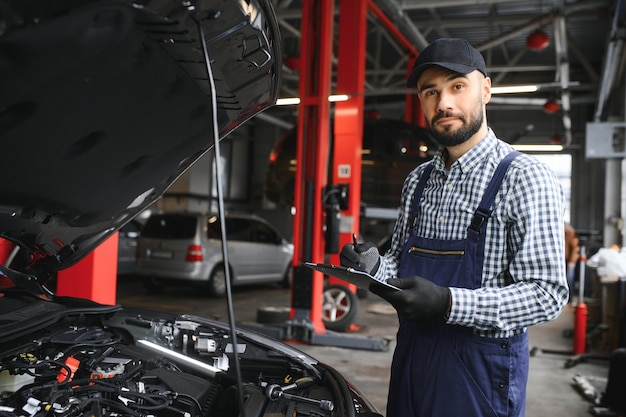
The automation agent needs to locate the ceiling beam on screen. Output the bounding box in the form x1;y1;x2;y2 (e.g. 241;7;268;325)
396;0;608;10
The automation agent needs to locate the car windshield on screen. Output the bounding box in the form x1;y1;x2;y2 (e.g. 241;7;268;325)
142;215;197;239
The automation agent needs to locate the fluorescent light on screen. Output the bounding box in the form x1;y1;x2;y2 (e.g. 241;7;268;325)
275;95;350;106
276;97;301;106
328;94;350;102
511;144;563;152
136;339;222;377
276;86;543;104
491;85;539;94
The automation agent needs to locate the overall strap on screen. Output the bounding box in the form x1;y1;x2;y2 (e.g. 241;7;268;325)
468;151;521;233
409;163;434;228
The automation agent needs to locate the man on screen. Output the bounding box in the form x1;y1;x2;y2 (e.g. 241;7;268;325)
565;222;580;300
340;38;568;417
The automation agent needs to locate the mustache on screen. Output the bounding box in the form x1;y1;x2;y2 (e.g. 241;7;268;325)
432;112;465;123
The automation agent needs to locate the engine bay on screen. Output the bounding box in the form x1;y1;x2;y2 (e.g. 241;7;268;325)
0;310;339;417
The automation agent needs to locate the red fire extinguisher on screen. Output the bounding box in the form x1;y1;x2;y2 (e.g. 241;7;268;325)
573;245;588;354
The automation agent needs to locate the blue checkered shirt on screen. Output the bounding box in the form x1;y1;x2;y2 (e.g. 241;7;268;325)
374;129;569;338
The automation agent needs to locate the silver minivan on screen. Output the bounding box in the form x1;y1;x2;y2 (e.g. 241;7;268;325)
136;212;293;297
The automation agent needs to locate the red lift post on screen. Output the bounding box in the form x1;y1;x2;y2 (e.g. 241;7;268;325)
289;0;335;338
287;0;425;350
326;0;369;318
288;0;390;350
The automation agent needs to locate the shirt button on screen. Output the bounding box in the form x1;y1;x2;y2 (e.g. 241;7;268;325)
447;183;453;190
439;216;445;222
500;342;508;349
498;381;506;389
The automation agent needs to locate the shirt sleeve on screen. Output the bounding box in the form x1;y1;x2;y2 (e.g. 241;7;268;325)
447;160;569;332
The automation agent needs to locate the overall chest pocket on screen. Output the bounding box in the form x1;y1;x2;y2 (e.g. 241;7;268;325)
407;239;466;262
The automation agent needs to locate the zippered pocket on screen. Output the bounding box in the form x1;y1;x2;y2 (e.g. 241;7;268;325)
408;246;465;256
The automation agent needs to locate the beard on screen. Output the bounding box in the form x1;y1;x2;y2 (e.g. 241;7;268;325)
428;105;484;147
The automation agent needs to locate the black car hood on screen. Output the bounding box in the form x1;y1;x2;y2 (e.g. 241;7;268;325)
0;0;281;279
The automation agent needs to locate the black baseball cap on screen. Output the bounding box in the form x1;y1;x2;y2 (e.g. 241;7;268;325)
407;38;487;88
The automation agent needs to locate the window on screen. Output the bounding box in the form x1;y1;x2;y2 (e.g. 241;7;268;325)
533;154;572;223
251;221;279;244
142;214;197;239
224;218;252;242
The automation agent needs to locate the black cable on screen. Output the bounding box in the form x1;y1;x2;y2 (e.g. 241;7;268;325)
78;398;145;417
193;14;246;417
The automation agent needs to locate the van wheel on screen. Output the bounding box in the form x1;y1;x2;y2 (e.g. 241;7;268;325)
322;284;358;332
280;265;292;288
142;276;165;293
208;266;227;298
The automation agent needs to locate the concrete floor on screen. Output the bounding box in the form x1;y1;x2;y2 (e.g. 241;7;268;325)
116;278;614;416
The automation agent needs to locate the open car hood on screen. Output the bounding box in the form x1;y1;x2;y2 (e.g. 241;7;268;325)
0;0;281;279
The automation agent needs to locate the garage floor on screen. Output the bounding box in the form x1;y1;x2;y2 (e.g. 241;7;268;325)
117;278;614;416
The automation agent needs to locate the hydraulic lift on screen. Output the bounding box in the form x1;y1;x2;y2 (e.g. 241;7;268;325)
286;0;378;349
252;0;424;351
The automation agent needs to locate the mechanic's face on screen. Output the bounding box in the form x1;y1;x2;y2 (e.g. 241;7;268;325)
417;67;491;147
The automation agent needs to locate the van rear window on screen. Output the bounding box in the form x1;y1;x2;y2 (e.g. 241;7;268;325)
141;215;197;239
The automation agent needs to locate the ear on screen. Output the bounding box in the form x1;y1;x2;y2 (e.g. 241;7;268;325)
482;76;492;104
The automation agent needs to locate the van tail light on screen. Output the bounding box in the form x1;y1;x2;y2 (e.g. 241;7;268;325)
185;244;203;262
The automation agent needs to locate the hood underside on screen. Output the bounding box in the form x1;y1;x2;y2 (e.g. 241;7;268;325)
0;0;281;277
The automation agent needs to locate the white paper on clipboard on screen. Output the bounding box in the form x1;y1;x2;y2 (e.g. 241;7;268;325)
304;262;400;291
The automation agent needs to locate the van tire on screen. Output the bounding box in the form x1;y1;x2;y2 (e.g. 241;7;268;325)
280;265;292;288
208;266;227;298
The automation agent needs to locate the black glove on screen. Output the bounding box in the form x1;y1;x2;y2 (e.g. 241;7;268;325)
339;242;381;275
370;276;451;321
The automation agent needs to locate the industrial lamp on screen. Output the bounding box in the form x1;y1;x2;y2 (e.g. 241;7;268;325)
527;30;550;51
543;99;560;114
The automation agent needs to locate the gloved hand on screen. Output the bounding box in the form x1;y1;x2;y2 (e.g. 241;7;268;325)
370;276;451;321
339;242;381;275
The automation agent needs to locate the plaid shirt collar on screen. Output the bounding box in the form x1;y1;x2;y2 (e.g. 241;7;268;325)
431;128;498;175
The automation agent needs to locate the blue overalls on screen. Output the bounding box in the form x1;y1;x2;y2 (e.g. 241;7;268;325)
387;152;529;417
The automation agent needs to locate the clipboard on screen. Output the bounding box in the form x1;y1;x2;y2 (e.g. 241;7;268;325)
304;262;400;291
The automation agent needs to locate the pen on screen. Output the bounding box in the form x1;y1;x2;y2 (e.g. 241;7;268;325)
352;233;358;246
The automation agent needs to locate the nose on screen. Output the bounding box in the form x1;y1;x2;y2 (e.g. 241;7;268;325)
436;90;454;112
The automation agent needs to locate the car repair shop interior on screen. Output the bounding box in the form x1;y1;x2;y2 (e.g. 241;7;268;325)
2;0;626;416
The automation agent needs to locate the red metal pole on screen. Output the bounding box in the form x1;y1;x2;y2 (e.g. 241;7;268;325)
327;0;368;290
573;245;588;354
290;0;335;334
366;0;419;57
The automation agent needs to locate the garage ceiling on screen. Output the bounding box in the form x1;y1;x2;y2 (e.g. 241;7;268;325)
260;0;625;149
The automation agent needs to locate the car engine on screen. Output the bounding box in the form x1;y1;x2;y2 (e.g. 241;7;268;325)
0;310;341;417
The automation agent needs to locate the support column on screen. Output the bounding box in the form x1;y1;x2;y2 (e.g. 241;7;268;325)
327;0;368;279
604;159;622;247
290;0;335;334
